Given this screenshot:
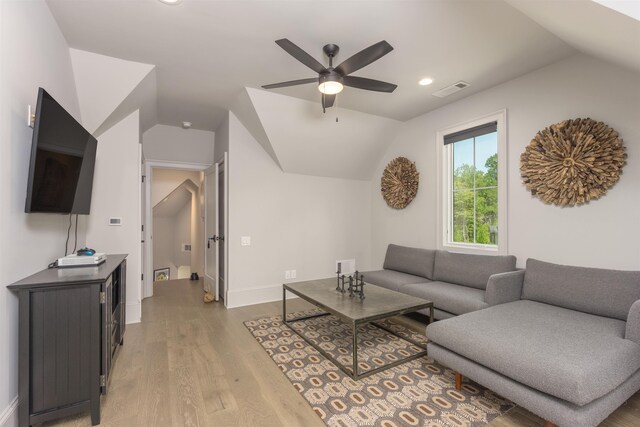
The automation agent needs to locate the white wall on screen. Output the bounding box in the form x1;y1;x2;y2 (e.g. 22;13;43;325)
214;111;229;162
152;216;177;279
86;110;142;323
191;176;204;277
69;48;154;134
0;1;83;422
151;169;201;206
173;202;192;268
226;113;372;307
243;88;401;180
372;54;640;270
142;124;214;164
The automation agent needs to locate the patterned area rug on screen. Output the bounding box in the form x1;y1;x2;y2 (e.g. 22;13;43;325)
244;311;514;427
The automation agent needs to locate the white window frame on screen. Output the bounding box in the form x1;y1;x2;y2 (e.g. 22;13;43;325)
436;109;508;255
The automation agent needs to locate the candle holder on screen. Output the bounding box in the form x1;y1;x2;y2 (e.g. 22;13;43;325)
335;265;365;299
347;271;365;300
336;272;347;293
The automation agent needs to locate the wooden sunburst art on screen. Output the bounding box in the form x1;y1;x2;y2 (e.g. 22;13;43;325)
520;118;626;207
381;157;419;209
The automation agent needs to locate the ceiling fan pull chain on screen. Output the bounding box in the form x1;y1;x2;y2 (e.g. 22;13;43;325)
335;96;339;123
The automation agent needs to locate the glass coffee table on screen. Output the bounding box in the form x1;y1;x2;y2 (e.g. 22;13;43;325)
283;278;433;380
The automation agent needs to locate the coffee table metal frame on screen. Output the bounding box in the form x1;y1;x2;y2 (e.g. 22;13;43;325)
282;283;434;380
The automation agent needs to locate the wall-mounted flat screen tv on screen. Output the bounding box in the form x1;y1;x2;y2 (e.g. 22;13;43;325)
25;88;97;214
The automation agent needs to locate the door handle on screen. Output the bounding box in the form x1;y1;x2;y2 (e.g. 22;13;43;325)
207;236;219;249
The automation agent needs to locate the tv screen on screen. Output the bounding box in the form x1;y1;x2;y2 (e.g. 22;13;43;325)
25;88;97;214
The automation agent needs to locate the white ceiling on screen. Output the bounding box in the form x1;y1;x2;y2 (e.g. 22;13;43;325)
46;0;578;131
242;88;401;180
506;0;640;75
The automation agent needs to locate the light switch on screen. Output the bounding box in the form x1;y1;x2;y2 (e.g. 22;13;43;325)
241;236;251;246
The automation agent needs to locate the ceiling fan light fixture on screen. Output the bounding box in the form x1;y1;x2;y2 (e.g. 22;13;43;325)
318;81;343;95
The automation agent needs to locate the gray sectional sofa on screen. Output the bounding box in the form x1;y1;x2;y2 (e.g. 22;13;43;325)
427;258;640;427
363;244;518;319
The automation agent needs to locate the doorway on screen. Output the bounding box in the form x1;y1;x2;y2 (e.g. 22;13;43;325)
204;153;228;303
142;162;209;299
152;173;199;280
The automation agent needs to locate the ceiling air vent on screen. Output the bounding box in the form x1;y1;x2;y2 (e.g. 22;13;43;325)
432;81;471;98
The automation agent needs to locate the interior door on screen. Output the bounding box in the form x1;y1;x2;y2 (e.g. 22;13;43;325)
204;163;219;300
140;150;146;298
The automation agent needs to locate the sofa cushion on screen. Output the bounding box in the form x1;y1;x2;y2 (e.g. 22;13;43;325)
362;270;429;292
522;258;640;321
383;244;436;279
400;281;488;315
427;300;640;406
433;251;517;290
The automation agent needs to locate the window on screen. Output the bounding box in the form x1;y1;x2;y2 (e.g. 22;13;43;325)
438;111;507;254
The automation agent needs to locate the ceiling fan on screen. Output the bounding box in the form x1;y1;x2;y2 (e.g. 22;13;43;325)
262;39;397;112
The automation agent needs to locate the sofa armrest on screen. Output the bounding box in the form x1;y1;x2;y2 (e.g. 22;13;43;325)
625;300;640;344
484;270;525;306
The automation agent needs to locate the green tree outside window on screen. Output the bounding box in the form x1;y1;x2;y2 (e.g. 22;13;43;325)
451;132;498;245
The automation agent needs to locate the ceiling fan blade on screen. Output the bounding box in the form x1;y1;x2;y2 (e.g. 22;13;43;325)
275;39;328;74
322;94;336;109
335;40;393;76
262;78;317;89
343;76;397;93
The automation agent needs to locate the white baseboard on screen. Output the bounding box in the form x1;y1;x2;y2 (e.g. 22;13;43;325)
226;284;298;308
0;396;18;427
126;301;141;324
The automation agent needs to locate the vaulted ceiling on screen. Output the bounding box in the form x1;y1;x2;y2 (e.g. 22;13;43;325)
46;0;639;180
47;0;585;131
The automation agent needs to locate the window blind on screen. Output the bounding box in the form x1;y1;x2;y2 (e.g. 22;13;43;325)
443;121;497;145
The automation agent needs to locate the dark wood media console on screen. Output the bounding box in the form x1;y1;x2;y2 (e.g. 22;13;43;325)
8;254;127;426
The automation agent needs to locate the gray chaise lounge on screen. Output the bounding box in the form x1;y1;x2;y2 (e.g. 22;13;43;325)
427;258;640;427
363;244;518;319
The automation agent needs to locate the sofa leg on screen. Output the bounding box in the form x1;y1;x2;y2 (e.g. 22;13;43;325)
544;422;556;427
455;371;462;390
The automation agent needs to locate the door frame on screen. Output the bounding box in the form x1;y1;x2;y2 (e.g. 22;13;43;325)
204;153;229;305
204;162;219;300
143;160;211;299
218;152;229;304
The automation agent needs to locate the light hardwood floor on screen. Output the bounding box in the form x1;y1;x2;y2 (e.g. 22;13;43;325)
46;279;640;427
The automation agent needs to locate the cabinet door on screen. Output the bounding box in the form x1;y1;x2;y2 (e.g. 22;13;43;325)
29;286;98;412
120;260;126;339
101;277;112;395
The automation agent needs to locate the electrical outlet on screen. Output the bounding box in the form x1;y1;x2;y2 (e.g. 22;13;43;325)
291;270;296;279
285;270;291;280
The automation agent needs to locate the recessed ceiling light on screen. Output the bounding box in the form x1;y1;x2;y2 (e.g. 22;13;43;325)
182;121;192;129
159;0;182;5
419;78;434;86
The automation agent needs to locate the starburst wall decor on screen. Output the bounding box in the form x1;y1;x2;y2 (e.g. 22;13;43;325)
381;157;419;209
520;118;626;207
